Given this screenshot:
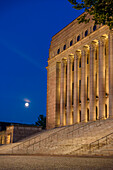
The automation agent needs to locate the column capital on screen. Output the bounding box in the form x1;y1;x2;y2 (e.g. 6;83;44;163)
81;48;86;56
68;54;74;62
83;45;89;53
62;58;67;63
90;41;97;52
99;35;108;45
75;50;81;60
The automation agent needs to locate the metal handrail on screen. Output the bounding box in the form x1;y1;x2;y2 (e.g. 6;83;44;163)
69;120;113;154
67;116;105;135
89;131;113;151
12;132;42;150
12;119;88;153
26;116;107;153
12;120;85;153
25;120;87;150
12;116;109;153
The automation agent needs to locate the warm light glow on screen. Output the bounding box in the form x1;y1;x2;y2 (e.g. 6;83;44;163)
25;103;29;107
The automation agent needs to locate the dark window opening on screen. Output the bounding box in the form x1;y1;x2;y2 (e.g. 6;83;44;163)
87;77;89;100
93;25;97;31
79;58;81;68
70;40;73;46
72;61;74;71
96;107;98;120
87;54;89;64
85;30;88;37
72;82;74;105
105;70;106;93
79;80;81;103
72;111;74;124
105;104;107;118
77;35;80;42
63;44;66;50
95;48;97;60
65;112;67;125
66;65;67;75
96;73;97;96
105;45;106;56
87;109;89;121
79;110;81;122
57;48;60;54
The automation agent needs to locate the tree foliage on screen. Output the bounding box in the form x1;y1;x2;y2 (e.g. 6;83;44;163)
35;114;46;129
68;0;113;29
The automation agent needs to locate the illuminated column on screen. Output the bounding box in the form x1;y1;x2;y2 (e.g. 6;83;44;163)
74;52;79;123
109;31;113;118
99;37;105;119
56;62;61;127
60;59;67;126
67;55;73;125
81;49;87;122
90;43;96;121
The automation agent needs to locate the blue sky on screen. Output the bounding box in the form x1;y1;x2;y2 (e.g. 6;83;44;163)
0;0;83;124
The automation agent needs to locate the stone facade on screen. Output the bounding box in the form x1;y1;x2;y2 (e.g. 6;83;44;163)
46;13;113;129
0;124;42;145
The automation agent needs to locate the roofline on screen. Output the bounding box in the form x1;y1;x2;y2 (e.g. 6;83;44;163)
52;11;85;38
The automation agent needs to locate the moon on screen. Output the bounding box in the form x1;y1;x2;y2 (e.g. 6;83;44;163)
25;102;29;107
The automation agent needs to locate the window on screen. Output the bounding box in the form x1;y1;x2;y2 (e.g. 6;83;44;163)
87;109;89;121
70;40;73;46
105;104;107;118
57;48;60;54
95;48;97;60
72;61;74;71
77;35;80;42
87;77;89;100
72;111;74;124
85;30;88;37
96;107;98;120
93;25;96;31
79;110;81;122
96;73;97;96
72;83;74;105
105;45;107;56
79;80;81;103
87;54;89;64
79;58;81;68
63;44;66;50
105;70;106;93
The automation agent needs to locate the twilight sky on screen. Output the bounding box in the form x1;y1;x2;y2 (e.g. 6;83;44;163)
0;0;84;124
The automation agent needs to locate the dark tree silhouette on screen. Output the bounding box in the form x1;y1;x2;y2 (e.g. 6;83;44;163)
35;115;46;129
68;0;113;29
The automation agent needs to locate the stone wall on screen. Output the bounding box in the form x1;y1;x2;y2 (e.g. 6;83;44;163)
0;125;42;145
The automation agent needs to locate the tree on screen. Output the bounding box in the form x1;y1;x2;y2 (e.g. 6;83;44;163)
35;114;46;129
68;0;113;29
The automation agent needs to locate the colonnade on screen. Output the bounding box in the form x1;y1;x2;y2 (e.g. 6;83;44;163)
56;32;113;127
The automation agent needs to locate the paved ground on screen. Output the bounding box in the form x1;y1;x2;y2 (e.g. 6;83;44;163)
0;155;113;170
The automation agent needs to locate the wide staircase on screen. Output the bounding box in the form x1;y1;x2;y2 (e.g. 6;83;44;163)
0;117;113;156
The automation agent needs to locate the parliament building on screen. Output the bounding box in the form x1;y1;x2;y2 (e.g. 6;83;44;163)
46;13;113;129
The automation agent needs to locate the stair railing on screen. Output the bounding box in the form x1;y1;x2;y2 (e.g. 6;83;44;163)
12;119;86;153
67;116;106;143
12;116;110;154
89;132;113;153
25;116;107;153
68;119;113;155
